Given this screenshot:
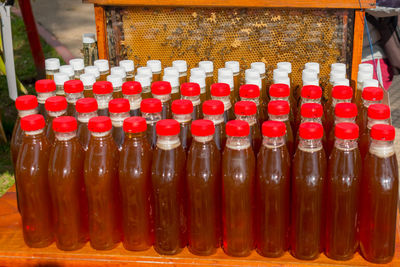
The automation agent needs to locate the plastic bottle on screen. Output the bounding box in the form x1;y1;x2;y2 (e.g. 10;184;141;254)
295;85;323;131
141;98;162;148
119;60;135;81
218;68;235;104
189;75;207;103
181;82;202;120
135;74;152;99
172;60;188;85
109;98;130;150
251;62;267;102
172;99;193;152
111;66;127;83
45;96;68;143
164;74;180;101
93;81;113;116
152;81;172;119
268;100;294;155
203;99;226;151
211;83;234;122
269;83;296;130
355;70;373;106
80;73;96;98
137;67;153;85
325;85;353;133
296;103;326;152
45;58;60;80
147;60;162;82
94;59;110;81
84;65;100;82
54;72;69;96
59;65;75;80
199;61;214;100
239;84;267;126
235;101;261;154
35;79;56;119
225;61;240;102
107;74;123;99
69;58;85;79
357;86;384;135
64;80;84;118
122;81;142;116
76;97;98;151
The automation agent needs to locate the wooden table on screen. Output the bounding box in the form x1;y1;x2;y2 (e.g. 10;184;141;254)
0;185;398;266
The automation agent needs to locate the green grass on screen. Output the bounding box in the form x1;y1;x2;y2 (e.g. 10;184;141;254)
0;14;64;196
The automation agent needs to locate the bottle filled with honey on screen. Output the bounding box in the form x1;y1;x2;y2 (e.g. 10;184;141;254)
64;80;84;118
211;83;234;122
235;101;261;155
180;83;201;120
291;122;326;260
147;60;162;82
45;96;68;143
119;117;153;251
269;83;296;130
251;62;267;103
256;121;290;257
203;100;226;151
141;98;162;148
268;100;294;156
152;81;172;119
54;72;69;96
80;73;96;98
189;75;207;103
199;61;214;100
119;60;135;81
48;116;88;251
94;59;110;81
164;67;180;101
172;99;193;152
15;114;53;248
93;81;113;116
84;116;121;250
151;119;187;255
137;67;153;85
357;86;384;138
218;68;235;104
76;98;98;151
69;58;85;79
107;74;123;99
135;74;152;99
172;60;188;85
109;98;130;150
186;119;221;255
239;84;268;126
325;122;361;260
122;81;142;116
295;85;323;131
360;124;398;264
225;61;240;102
45;58;60;80
325;85;353;133
35;79;56;119
222;120;255;257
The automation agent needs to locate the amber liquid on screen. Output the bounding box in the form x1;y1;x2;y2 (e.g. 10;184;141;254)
222;145;256;257
179;75;187;86
84;89;94;98
151;142;187;255
223;108;235;123
356;104;369;135
99;71;109;81
46;73;54;80
112;126;125;151
112;91;124;99
130;109;141;117
11;117;22;170
283;120;294;156
360;151;398;263
39;103;48;120
171;92;180;101
359;130;370;161
161;100;172;119
205;75;214;100
192;104;202;120
233;74;240;102
119;133;153;251
249;123;262;155
15;132;53;248
98;108;109;117
46;114;64;144
291;144;326;260
256;142;290;257
77;121;91;151
67;103;78;118
214;122;226;151
325;145;361;260
153;73;161;82
84;133;122;250
48;136;89;250
179;122;192;152
187;138;221;255
146;123;157;149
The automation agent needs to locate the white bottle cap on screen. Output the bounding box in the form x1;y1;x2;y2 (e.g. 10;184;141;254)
136;67;153;78
218;75;234;89
135;74;151;87
94;59;109;72
199;61;214;73
54;72;70;86
277;62;292;73
80;73;96;86
172;60;187;72
190;74;206;88
245;77;262;89
164;67;179;77
190;67;206;78
245;68;260;80
82;33;96;44
250;62;266;75
163;75;179;88
333;78;350;87
273;77;290;87
59;65;74;77
331;63;346;73
357;70;373;83
305;62;320;74
362;79;379;89
225;61;240;73
302;69;318;81
111;66;126;79
147;60;162;72
359;63;373;75
107;74;123;88
119;60;134;72
84;66;100;78
69;58;84;71
273;69;289;80
45;58;60;70
218;68;233;78
329;70;346;83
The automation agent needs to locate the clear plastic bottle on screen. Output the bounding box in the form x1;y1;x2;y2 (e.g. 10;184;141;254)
135;74;152;99
222;120;255;257
357;86;384;135
141;98;162;148
15;114;53;247
60;65;75;81
269;83;296;130
203;99;226;151
109;98;130;150
189;74;206;103
35;79;56;119
327;70;346;102
76;97;98;151
151;119;187;255
251;62;266;102
218;68;235;104
164;74;180;101
181;82;202;120
256;120;290;257
325;85;353;133
152;81;172;119
69;58;85;79
268;100;294;156
137;67;153;85
187;119;221;256
80;73;96;98
355;70;373;106
54;72;69;96
172;60;188;85
94;59;110;81
295;85;323;132
172;99;193;152
235;101;261;155
211;83;234;122
291;122;326;260
119;60;135;81
45;58;60;80
119;117;153;251
225;61;240;102
122;81;142;116
48;116;88;251
93;81;113;116
245;69;269;110
44;96;68;143
64;80;84;118
199;61;214;100
360;124;398;264
239;84;267;126
85;116;122;250
111;66;127;83
84;65;100;82
147;60;162;82
107;74;123;99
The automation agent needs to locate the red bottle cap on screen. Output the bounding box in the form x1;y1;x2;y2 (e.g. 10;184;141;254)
20;114;45;131
156;119;180;136
335;103;358;118
262;120;286;137
299;122;324;139
371;124;395;141
269;84;290;98
234;101;257;116
140;98;162;113
335;122;359;140
181;83;200;96
151;81;171;95
368;104;390;120
362;86;383;101
122;81;142;95
331;85;353;100
202;100;224;115
93;81;113;94
123;116;147;133
76;98;98;113
268;100;290;115
15;95;38;110
301;103;323;118
108;98;130;113
211;83;230;97
88;116;112;132
239;84;260;98
172;99;193;115
191;119;215;136
52;116;78;133
35;79;56;93
45;96;67;112
301;85;322;99
64;80;84;93
226;120;250;137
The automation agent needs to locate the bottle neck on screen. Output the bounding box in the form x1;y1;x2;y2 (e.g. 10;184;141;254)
241;97;259;106
331;98;351;107
301;98;321;105
91;130;112;138
269;114;289;122
362;99;381;109
334;116;356;125
18;108;38;118
262;136;285;149
55;131;77;141
182;95;200;106
25;129;45;136
94;93;113;109
370;140;395;158
236;114;257;126
226;136;251;150
301;117;322;124
193;135;213;143
125;131;147;141
142;112;162;124
77;111;97;123
124;94;141;110
153;93;171;103
66;92;84;104
47;109;67;118
173;113;192;123
110;112;130;127
270;96;290;105
298;137;323;152
367;118;390;129
203;114;224;124
112;85;122;93
334;138;358;151
156;134;180;150
37;92;56;104
211;96;231;110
